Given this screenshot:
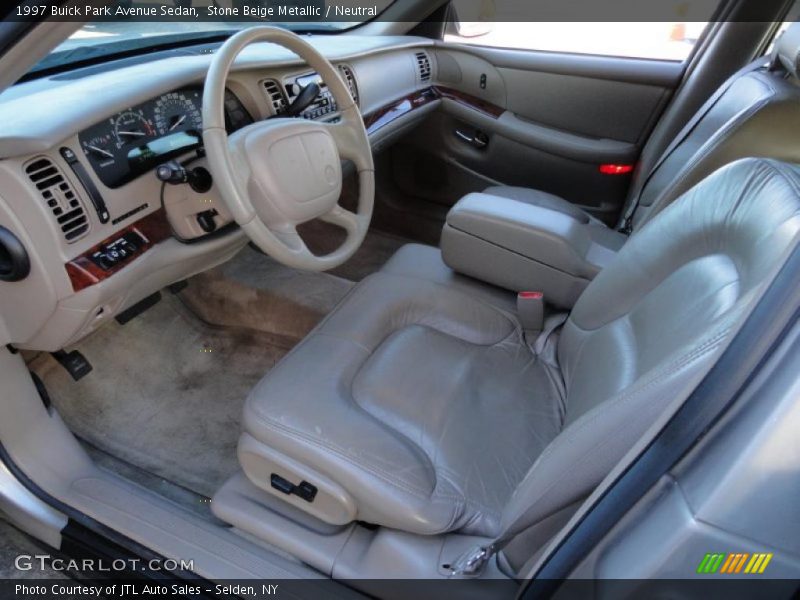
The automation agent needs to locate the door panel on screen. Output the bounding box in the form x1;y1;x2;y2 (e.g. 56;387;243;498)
390;112;633;220
381;46;683;229
501;68;670;144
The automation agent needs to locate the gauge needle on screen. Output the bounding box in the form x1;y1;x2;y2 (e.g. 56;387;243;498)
118;131;145;138
87;145;114;159
169;115;187;131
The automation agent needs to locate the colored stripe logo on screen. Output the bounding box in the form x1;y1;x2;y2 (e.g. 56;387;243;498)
697;552;773;574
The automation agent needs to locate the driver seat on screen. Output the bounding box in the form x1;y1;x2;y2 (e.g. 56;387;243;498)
233;158;800;540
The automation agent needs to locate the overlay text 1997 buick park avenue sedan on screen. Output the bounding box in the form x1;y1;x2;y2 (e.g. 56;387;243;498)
0;0;799;598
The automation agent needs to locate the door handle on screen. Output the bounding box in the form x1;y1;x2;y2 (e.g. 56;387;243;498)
455;129;489;149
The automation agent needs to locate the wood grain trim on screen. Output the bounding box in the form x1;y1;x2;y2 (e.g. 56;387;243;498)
433;86;505;119
66;208;171;293
362;85;503;136
363;87;440;136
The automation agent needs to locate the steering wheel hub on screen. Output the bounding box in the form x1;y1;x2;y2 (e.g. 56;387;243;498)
233;120;342;225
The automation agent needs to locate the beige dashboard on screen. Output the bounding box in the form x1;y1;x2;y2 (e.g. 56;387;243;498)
0;34;510;352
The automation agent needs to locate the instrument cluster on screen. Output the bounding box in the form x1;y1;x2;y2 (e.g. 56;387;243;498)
78;88;252;189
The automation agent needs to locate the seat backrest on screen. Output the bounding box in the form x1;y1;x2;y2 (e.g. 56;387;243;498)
501;159;800;563
625;23;800;232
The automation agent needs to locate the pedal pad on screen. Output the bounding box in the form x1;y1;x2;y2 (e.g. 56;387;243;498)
167;280;188;295
51;350;92;381
116;291;161;325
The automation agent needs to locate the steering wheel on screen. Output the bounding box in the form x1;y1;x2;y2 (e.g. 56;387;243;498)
202;27;375;271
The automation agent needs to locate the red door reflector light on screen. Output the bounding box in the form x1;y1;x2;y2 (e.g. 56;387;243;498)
599;163;635;175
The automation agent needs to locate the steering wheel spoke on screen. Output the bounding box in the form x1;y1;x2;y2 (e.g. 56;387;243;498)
327;120;364;166
271;223;312;255
321;204;367;235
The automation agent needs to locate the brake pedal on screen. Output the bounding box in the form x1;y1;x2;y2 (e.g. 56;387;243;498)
51;349;92;381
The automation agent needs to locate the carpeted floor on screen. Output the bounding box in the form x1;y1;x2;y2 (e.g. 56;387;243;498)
84;441;220;520
30;227;409;499
31;295;285;498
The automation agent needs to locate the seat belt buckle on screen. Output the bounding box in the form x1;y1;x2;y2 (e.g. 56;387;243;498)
448;544;495;578
618;215;634;235
517;291;544;336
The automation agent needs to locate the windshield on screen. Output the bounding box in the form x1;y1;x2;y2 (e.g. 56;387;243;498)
30;0;395;75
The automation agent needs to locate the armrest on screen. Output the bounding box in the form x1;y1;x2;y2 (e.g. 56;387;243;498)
441;193;623;308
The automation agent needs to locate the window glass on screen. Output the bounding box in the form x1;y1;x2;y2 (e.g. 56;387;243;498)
29;0;395;75
445;0;715;61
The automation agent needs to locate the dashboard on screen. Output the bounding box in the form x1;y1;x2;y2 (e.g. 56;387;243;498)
78;88;253;189
0;35;507;352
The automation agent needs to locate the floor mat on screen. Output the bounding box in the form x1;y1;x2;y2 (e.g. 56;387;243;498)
178;245;355;347
177;229;407;347
31;295;286;498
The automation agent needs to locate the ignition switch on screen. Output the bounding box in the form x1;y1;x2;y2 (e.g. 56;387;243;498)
156;160;213;193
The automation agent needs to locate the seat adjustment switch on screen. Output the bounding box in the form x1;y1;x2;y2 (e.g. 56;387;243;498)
270;474;318;503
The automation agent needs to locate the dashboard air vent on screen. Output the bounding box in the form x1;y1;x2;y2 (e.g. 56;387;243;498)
25;157;88;242
415;51;432;82
263;79;287;115
338;65;359;106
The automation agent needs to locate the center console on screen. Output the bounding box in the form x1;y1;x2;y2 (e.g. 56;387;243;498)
441;193;626;308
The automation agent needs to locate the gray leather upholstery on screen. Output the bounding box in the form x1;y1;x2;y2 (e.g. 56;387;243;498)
242;268;561;535
482;22;800;234
240;158;800;540
774;21;800;79
440;193;623;308
628;67;800;228
381;242;517;311
483;186;593;224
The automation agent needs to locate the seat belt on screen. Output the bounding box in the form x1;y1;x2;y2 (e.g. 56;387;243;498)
449;513;542;578
617;56;770;235
449;314;569;578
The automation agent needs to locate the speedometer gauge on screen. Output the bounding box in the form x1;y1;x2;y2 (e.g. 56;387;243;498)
153;91;203;136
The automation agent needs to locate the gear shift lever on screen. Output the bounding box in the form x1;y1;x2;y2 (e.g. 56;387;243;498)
284;82;321;117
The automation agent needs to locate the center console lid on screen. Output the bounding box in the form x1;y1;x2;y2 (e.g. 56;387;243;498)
441;193;625;308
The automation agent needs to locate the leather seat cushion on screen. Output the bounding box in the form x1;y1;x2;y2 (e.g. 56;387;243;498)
484;186;593;225
381;242;517;311
242;271;563;536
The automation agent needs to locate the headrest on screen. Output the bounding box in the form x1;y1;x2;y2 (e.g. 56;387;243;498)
773;22;800;78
